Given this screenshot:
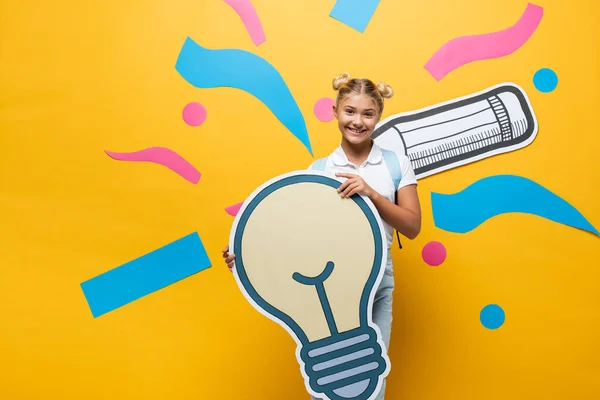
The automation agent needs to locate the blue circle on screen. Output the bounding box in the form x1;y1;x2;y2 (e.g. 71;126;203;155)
480;304;505;329
533;68;558;92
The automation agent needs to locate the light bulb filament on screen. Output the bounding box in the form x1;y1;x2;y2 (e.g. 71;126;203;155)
292;261;338;335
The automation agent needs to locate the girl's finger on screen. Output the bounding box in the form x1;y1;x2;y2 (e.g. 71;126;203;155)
342;182;360;197
336;180;351;193
338;178;358;193
335;172;357;179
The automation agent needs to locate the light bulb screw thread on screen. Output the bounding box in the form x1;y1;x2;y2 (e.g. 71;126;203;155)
301;326;387;400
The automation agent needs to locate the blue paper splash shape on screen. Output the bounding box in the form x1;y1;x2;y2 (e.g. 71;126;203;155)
175;37;313;156
431;175;599;236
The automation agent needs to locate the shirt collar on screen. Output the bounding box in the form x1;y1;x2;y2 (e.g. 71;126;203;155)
332;142;383;167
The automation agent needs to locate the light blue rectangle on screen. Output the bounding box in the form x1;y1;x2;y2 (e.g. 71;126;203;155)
329;0;381;33
81;232;211;318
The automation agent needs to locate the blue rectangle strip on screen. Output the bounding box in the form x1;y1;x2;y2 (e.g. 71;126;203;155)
329;0;381;33
81;232;211;318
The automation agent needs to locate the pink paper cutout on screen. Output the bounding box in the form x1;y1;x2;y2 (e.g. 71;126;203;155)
182;102;207;126
105;147;201;184
225;202;243;216
222;0;266;46
424;3;543;81
422;241;447;266
314;97;335;122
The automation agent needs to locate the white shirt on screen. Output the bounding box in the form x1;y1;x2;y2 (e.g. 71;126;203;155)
308;143;418;253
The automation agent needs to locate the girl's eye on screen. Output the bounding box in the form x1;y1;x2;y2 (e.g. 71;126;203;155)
345;110;354;114
365;113;373;117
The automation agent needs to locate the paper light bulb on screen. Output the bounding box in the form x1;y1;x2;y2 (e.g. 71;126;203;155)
373;82;538;179
229;171;390;400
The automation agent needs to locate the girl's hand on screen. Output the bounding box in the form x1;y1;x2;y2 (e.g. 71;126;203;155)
222;245;236;272
335;173;375;198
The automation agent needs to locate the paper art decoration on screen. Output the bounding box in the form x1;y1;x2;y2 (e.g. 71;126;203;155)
175;36;313;156
329;0;381;33
425;3;544;80
314;97;335;122
225;202;244;216
105;147;201;184
431;175;600;236
81;232;211;318
222;0;266;46
229;171;390;400
372;82;538;180
480;304;505;330
533;68;558;92
422;241;447;266
182;102;207;126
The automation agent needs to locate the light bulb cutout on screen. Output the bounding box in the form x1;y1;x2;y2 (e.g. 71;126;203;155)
372;82;538;179
229;171;390;400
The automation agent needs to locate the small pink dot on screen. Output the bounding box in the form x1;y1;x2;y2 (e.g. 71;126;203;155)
182;102;207;127
314;97;335;122
422;241;447;266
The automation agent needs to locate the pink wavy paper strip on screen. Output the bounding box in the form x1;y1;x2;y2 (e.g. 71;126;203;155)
105;147;201;184
225;202;243;216
425;3;543;80
223;0;266;46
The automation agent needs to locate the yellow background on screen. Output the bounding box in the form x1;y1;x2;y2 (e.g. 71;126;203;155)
1;0;599;398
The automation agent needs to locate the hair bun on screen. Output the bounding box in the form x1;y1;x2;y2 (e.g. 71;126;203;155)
377;82;394;99
332;72;351;90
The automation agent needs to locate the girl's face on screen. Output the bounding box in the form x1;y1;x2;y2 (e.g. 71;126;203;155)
333;93;381;146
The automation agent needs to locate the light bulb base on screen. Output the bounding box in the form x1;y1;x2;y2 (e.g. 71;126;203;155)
301;327;388;400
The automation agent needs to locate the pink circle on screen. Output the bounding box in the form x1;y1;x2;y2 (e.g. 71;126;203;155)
314;97;335;122
422;241;447;266
182;102;207;126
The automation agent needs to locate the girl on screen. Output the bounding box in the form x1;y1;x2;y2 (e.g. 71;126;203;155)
223;72;422;400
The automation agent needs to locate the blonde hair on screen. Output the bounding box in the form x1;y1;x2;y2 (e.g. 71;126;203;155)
332;72;394;114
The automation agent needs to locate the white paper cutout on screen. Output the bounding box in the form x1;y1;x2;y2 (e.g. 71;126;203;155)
372;82;538;179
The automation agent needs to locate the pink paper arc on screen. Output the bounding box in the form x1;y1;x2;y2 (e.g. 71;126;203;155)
225;202;243;216
105;147;201;184
424;3;544;80
222;0;266;46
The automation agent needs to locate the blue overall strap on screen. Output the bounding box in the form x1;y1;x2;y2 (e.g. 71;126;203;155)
380;148;404;249
310;157;328;171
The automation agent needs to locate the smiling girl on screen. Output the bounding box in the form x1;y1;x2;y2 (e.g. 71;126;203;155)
223;72;422;400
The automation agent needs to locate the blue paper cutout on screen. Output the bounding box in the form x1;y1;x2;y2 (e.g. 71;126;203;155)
81;232;211;318
431;175;599;236
533;68;558;92
480;304;505;330
329;0;381;33
175;37;313;156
